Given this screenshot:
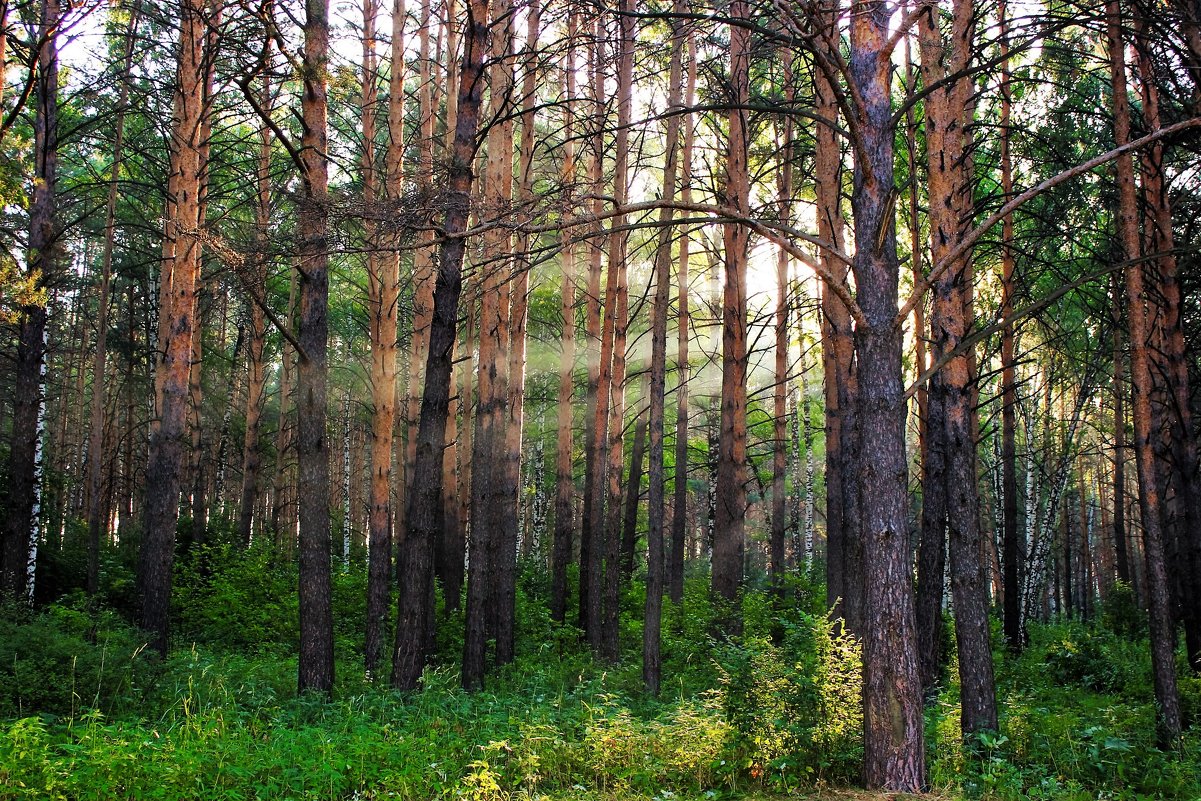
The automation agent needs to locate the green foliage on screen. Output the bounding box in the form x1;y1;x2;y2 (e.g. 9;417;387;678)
5;566;1200;801
0;604;155;719
716;615;863;790
928;619;1201;800
1042;624;1150;698
174;542;299;654
1099;582;1146;639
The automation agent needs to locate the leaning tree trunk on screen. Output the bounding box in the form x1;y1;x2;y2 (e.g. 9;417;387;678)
404;0;438;513
394;0;490;692
463;0;514;686
1107;0;1182;745
441;0;466;611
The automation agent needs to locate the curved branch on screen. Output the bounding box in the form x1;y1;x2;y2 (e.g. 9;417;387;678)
895;116;1201;330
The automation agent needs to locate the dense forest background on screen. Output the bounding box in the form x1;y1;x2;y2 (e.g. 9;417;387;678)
1;0;1200;796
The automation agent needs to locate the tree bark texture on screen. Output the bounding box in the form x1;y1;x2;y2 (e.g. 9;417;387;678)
296;0;335;695
669;31;697;606
1107;0;1182;745
550;10;578;624
644;2;685;693
461;0;510;689
137;0;204;653
850;0;926;787
365;0;402;677
917;0;997;734
712;0;750;608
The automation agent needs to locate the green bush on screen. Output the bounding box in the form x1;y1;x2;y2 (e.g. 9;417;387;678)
173;542;298;654
715;612;863;790
1042;624;1149;698
0;604;155;718
1100;582;1145;639
929;618;1201;800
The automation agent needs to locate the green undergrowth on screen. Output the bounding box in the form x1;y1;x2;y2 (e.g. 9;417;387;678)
0;563;867;800
926;588;1201;800
1;549;1198;800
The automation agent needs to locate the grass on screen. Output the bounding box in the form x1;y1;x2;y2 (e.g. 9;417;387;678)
1;555;1198;800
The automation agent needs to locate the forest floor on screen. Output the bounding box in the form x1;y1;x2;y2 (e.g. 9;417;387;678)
1;555;1198;800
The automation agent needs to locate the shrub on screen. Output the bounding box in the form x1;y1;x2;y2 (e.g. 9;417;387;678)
0;604;154;718
1042;624;1149;698
173;541;298;654
716;612;862;790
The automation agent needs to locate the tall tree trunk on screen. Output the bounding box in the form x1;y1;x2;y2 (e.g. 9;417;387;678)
578;19;604;629
621;381;648;578
394;0;489;692
582;21;612;649
998;0;1023;651
549;10;578;624
239;24;273;547
461;0;512;690
913;3;951;697
712;0;750;609
1106;0;1182;745
87;2;139;596
271;269;297;541
917;0;997;734
771;55;794;600
138;0;203;652
903;11;927;518
441;0;466;612
815;0;855;627
2;0;57;604
850;0;926;787
296;0;335;695
669;31;697;606
186;8;221;541
365;0;402;676
493;0;539;666
404;0;438;505
1110;277;1130;585
187;303;207;540
341;390;353;562
599;0;634;662
644;0;685;694
1134;26;1201;672
915;383;946;693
